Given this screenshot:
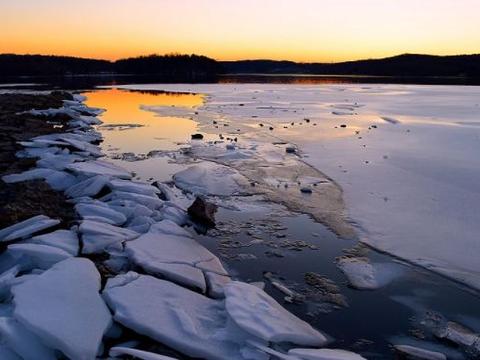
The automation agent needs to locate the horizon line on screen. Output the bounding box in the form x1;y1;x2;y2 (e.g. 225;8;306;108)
2;52;480;64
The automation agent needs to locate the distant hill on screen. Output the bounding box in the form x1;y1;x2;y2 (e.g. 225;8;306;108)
1;53;479;78
0;54;221;81
221;54;480;77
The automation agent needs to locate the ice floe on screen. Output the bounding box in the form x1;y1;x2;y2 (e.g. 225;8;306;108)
109;347;179;360
224;281;328;346
173;162;249;196
288;348;367;360
79;220;139;254
103;273;262;360
0;317;57;360
25;229;79;256
0;215;60;243
7;243;72;270
67;160;132;179
11;258;112;360
393;345;446;360
76;200;127;225
125;222;226;291
336;256;402;290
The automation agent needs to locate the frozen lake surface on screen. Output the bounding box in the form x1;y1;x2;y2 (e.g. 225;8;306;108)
103;83;480;291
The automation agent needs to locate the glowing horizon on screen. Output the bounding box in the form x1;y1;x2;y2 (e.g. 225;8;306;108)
1;0;479;63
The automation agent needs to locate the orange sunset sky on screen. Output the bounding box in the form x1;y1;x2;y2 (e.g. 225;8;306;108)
1;0;479;62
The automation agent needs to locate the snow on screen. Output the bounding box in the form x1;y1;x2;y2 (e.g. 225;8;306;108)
67;160;132;179
173;162;249;196
0;317;57;360
288;348;367;360
109;347;179;360
224;281;328;346
0;215;60;242
26;229;79;256
79;220;139;254
393;345;446;360
125;223;227;291
11;258;112;360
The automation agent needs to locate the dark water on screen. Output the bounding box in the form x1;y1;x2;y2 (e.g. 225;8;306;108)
2;73;480;90
197;205;480;359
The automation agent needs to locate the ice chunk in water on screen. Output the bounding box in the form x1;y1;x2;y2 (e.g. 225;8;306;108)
224;281;328;346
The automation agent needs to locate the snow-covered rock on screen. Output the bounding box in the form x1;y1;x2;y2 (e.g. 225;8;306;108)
0;216;60;242
26;229;79;256
11;258;112;360
103;273;261;360
224;281;328;346
79;220;139;254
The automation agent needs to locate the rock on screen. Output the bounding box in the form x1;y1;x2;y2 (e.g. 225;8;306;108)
188;196;218;227
286;146;297;154
191;133;204;140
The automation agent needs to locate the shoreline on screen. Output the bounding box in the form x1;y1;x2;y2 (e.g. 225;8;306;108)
0;91;368;359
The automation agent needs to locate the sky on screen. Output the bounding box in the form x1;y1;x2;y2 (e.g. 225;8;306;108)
1;0;479;62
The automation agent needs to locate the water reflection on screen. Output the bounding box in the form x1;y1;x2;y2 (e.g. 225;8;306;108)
84;88;203;153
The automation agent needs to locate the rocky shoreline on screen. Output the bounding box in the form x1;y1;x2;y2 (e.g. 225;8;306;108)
0;92;370;359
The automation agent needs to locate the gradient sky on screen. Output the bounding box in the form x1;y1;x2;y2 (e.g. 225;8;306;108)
1;0;479;62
